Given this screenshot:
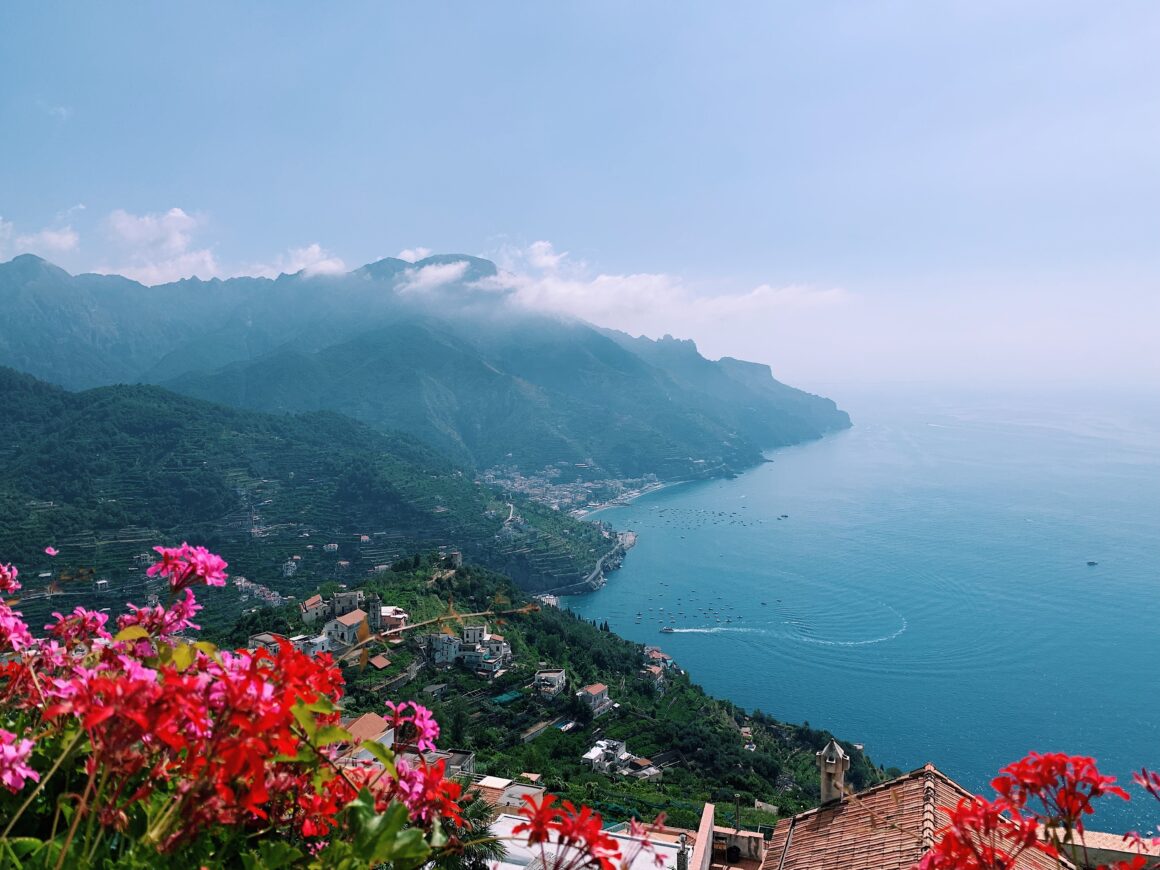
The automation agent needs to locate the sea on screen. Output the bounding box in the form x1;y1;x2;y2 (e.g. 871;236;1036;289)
567;388;1160;832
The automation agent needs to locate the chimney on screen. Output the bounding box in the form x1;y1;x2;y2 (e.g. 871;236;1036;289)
816;738;850;803
677;832;689;870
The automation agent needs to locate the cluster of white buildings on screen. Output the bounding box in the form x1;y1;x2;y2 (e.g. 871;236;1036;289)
581;738;663;781
427;624;512;676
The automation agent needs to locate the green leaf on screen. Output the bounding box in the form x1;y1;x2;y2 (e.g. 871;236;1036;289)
241;840;305;870
313;724;352;747
114;625;150;642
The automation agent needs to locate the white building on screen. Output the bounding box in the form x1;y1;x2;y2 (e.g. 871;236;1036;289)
427;624;511;674
535;668;567;698
325;608;367;648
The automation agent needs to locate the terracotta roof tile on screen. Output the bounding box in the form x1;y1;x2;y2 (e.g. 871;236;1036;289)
368;654;391;670
344;712;390;746
336;608;367;627
762;764;1074;870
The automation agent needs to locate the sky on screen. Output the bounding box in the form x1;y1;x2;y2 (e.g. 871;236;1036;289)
1;2;1158;393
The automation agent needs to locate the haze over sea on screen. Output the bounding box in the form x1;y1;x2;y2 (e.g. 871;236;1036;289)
569;389;1160;832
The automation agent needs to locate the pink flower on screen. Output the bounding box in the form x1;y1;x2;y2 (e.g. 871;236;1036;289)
0;728;39;793
147;543;228;591
117;588;203;640
44;546;58;557
385;700;440;752
0;562;19;594
0;603;33;652
45;606;111;647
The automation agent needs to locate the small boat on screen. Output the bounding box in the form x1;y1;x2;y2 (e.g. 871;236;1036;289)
1087;560;1099;567
660;626;675;633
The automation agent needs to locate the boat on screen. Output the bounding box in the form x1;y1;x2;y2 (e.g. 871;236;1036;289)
660;626;675;633
1087;560;1099;567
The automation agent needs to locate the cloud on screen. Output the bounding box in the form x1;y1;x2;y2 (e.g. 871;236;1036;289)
15;226;79;255
484;241;847;338
36;100;72;121
399;260;470;293
396;246;432;263
247;243;347;278
101;207;219;284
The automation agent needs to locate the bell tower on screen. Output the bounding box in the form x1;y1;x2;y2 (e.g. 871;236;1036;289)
816;738;850;803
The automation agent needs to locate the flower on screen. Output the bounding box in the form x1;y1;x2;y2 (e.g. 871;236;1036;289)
146;543;228;592
385;700;440;752
0;562;19;593
0;728;39;793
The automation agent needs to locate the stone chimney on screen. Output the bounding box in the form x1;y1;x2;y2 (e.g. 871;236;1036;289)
816;738;850;803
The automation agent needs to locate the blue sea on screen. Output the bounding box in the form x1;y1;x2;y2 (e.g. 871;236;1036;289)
568;389;1160;832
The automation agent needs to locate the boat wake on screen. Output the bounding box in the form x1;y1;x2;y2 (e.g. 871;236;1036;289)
670;626;764;635
788;606;909;647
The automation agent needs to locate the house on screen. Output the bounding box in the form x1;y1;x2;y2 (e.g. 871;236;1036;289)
400;748;476;778
641;664;666;692
381;605;409;632
468;776;547;810
337;712;395;764
582;738;633;774
368;654;392;670
299;594;328;626
247;632;287;653
582;738;662;781
576;682;615;717
535;668;567;698
762;742;1075;870
325;608;368;648
427;624;512;675
644;646;675;668
301;589;385;631
290;634;331;657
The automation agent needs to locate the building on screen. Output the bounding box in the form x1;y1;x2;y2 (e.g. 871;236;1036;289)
427;624;512;675
381;605;409;632
299;594;328;625
535;668;567;698
644;646;675;668
325;608;368;648
581;738;662;780
300;589;385;631
576;682;615;717
641;664;666;693
468;775;547;811
337;712;396;764
247;632;288;653
762;745;1076;870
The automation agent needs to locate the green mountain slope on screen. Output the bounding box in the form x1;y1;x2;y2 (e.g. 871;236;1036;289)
0;367;613;618
0;254;850;480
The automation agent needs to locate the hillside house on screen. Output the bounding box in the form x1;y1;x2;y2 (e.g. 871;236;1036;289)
325;608;368;648
299;594;328;625
380;605;409;632
428;624;511;675
300;588;385;631
576;682;615;717
641;664;666;693
247;632;287;653
644;646;675;668
535;668;567;698
582;738;632;773
336;712;395;764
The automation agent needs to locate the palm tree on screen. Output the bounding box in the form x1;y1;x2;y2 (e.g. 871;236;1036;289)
436;796;506;870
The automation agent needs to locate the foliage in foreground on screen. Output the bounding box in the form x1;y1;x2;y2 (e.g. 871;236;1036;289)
0;546;664;870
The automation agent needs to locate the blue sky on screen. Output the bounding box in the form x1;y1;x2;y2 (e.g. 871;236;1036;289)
2;2;1157;390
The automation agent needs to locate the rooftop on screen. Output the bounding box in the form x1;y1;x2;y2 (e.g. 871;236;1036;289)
763;764;1073;870
335;608;367;627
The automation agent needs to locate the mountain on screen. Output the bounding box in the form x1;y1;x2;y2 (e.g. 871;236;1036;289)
0;366;616;612
0;254;850;480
